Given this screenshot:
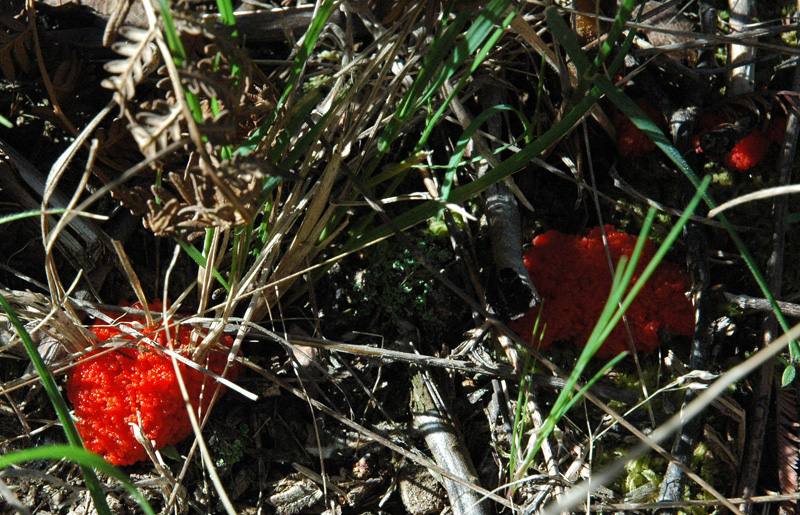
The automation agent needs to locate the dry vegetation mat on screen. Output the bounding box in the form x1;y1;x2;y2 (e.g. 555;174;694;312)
1;0;800;513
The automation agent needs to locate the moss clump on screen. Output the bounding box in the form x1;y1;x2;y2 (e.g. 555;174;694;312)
619;452;668;498
340;230;463;339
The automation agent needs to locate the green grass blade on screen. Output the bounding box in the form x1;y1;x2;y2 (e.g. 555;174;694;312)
545;1;637;105
330;0;519;249
176;239;231;291
582;211;660;353
589;0;637;74
370;0;514;174
560;351;628;419
0;209;95;225
0;293;112;515
596;77;797;358
279;94;336;170
0;446;156;515
157;0;187;65
416;3;519;153
278;0;335;107
373;11;471;162
440;104;523;200
598;178;710;345
157;0;203;122
215;0;236;27
414;0;515;113
239;3;334;156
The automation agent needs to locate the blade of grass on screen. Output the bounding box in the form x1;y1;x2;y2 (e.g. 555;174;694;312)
278;93;337;170
598;182;709;345
542;323;800;515
0;209;107;225
212;0;240;85
215;0;236;28
567;0;638;100
341;3;638;276
332;0;519;256
176;239;231;292
0;293;112;515
368;0;514;176
414;0;514;113
157;0;203;122
414;0;518;152
440;104;529;201
374;10;471;159
275;0;335;109
0;446;156;515
345;88;601;252
606;81;796;357
509;363;530;477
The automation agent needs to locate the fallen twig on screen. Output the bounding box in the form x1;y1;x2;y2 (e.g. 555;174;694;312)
723;292;800;318
410;372;492;515
657;219;713;508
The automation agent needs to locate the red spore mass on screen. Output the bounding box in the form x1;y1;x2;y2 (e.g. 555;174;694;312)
613;99;666;159
509;226;694;358
693;111;785;172
67;301;242;465
723;131;770;172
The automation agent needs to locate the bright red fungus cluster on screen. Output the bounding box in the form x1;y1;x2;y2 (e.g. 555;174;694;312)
509;226;694;358
67;301;242;466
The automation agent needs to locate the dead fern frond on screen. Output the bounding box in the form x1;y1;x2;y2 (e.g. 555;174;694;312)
179;58;241;144
111;183;152;216
172;10;256;79
102;0;133;46
144;155;277;236
0;7;33;82
129;99;184;158
95;115;144;167
101;25;159;105
705;90;800;130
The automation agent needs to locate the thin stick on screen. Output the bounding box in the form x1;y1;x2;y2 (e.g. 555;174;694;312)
410;372;492;515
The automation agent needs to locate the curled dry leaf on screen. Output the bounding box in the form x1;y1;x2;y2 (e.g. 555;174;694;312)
268;474;325;515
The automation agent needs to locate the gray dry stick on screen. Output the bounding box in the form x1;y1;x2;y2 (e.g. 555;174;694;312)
410;372;492;515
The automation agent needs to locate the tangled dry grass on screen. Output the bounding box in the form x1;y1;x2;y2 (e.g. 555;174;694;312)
1;0;800;514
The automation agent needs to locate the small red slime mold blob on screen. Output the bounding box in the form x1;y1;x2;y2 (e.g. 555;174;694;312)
722;131;770;172
509;226;694;358
693;112;786;172
613;99;666;159
67;301;242;466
